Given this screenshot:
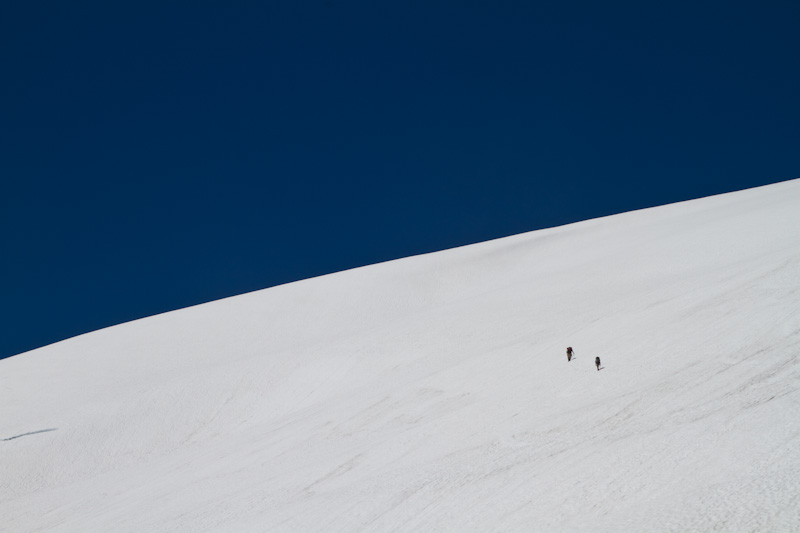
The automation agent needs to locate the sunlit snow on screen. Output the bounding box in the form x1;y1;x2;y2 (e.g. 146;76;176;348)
3;180;800;532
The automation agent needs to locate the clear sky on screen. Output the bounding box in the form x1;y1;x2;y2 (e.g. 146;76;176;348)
2;1;798;360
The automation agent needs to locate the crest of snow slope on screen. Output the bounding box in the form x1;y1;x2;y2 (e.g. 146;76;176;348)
2;180;800;532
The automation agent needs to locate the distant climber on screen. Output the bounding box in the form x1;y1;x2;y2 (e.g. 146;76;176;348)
595;356;601;371
566;346;574;361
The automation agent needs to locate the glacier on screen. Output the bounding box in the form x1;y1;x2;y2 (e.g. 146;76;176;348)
2;179;800;532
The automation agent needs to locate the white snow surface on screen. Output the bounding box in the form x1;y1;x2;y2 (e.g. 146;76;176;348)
3;180;800;532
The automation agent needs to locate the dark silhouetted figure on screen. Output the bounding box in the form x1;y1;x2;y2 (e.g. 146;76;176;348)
566;347;574;361
595;356;601;371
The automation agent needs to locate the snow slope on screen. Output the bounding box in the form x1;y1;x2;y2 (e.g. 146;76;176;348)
3;180;800;532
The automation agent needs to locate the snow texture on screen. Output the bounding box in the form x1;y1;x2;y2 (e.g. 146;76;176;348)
3;180;800;532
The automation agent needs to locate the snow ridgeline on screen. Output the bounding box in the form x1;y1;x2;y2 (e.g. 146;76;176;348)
3;179;800;532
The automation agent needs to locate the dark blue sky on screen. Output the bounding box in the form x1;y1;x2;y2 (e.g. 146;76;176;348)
2;1;798;359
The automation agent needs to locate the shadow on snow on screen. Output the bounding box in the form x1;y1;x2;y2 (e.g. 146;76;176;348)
2;428;58;441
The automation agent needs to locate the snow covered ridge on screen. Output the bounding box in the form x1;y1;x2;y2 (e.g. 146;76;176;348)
3;179;800;532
